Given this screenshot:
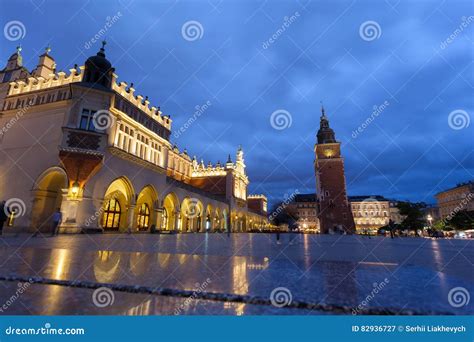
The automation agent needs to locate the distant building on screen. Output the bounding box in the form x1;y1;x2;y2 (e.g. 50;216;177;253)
388;200;405;224
349;195;390;233
287;194;318;232
435;181;474;219
289;193;401;234
422;205;440;223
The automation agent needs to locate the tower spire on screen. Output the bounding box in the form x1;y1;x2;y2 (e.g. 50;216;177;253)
317;105;336;144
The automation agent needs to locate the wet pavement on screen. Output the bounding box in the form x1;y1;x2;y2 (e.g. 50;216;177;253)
0;233;472;315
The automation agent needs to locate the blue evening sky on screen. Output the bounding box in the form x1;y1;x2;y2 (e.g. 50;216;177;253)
1;0;473;205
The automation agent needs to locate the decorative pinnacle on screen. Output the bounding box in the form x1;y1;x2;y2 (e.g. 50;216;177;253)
45;45;51;54
16;45;22;53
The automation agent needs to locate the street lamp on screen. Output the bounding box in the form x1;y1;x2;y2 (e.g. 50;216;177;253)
427;214;433;226
71;181;80;197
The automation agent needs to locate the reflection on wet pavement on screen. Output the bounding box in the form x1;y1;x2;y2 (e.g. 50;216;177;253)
0;234;472;315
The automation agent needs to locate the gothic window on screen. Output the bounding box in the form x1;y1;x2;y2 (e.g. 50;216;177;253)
102;199;121;230
137;203;150;231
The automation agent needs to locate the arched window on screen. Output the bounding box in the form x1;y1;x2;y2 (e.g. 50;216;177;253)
103;199;121;230
161;208;168;230
137;203;150;231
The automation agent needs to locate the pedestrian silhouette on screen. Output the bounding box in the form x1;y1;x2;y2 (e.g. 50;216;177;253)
51;208;62;236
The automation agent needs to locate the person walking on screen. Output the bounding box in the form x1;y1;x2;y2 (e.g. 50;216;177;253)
51;208;62;236
0;201;8;236
388;219;395;239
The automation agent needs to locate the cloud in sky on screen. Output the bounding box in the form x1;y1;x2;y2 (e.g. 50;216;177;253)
1;0;472;205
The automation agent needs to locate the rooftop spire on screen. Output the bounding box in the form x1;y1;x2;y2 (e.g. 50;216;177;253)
316;105;336;144
97;40;106;57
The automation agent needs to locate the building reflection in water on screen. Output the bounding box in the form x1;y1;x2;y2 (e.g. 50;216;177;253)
129;252;149;277
52;248;70;280
126;299;152;315
303;234;311;270
227;257;248;315
430;239;446;285
43;249;71;314
158;253;171;268
93;251;121;283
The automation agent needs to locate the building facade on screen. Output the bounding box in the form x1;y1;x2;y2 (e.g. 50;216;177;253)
288;194;318;232
435;181;474;219
314;107;355;234
289;194;401;234
349;195;390;233
0;44;268;234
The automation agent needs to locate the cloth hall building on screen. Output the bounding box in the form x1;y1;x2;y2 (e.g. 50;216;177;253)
0;44;268;234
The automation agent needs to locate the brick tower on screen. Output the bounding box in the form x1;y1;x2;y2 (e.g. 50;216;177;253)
314;106;355;234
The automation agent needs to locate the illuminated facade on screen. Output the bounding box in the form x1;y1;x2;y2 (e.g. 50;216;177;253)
0;44;268;234
435;181;474;219
290;194;402;234
349;196;390;233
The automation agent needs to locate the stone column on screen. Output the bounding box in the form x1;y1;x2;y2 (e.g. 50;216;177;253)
112;119;122;147
174;210;180;232
126;204;136;233
155;207;163;231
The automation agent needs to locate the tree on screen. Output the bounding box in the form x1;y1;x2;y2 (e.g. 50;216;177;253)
432;220;445;231
268;201;298;228
397;201;427;231
445;210;474;230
